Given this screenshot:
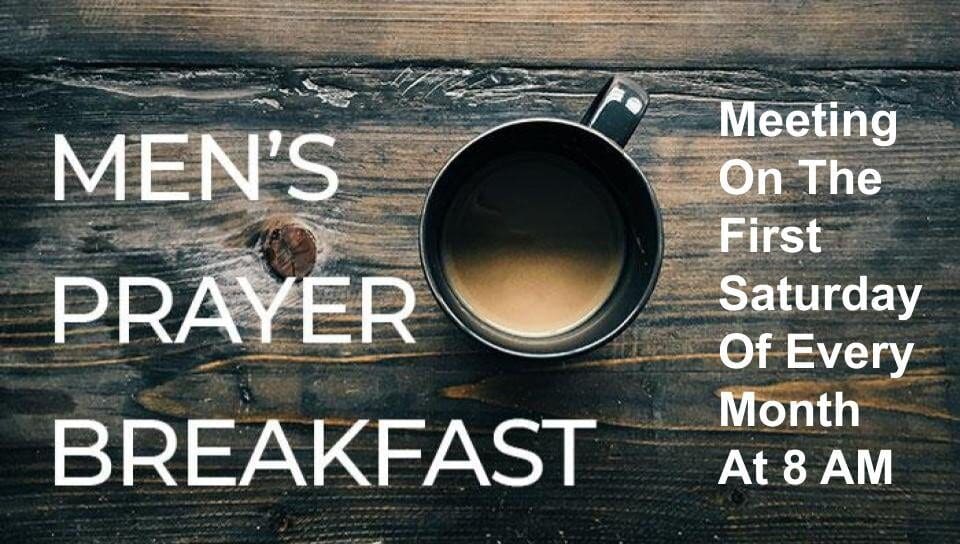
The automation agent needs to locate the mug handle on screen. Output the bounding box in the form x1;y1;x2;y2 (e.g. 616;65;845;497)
580;76;649;147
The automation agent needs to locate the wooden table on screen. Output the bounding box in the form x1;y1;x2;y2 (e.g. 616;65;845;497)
1;1;958;542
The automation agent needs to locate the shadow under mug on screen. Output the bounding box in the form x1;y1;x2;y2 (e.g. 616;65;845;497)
419;76;663;358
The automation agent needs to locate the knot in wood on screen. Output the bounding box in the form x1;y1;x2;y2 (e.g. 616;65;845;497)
262;223;317;279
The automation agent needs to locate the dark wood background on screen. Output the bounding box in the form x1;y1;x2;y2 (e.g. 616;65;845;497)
1;1;958;542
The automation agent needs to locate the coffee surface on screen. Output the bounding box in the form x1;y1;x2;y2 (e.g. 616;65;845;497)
441;152;624;337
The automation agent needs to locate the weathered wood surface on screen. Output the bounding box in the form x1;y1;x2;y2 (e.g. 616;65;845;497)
1;0;960;541
1;64;958;542
1;1;959;68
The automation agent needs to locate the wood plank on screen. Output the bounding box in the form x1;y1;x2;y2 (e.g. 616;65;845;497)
1;1;959;68
0;66;958;541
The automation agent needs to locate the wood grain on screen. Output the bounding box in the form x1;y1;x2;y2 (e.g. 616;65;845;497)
1;1;959;68
0;63;958;541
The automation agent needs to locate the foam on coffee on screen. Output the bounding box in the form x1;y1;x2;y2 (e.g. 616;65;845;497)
441;152;624;337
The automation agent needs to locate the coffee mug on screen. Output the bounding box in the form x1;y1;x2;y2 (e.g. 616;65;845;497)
419;76;663;358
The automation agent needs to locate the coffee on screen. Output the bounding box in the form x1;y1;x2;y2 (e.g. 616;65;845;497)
441;152;625;337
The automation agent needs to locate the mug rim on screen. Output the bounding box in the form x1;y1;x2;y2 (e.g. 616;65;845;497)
418;117;664;359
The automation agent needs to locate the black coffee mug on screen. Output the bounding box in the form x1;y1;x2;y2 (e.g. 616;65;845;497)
419;76;663;358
